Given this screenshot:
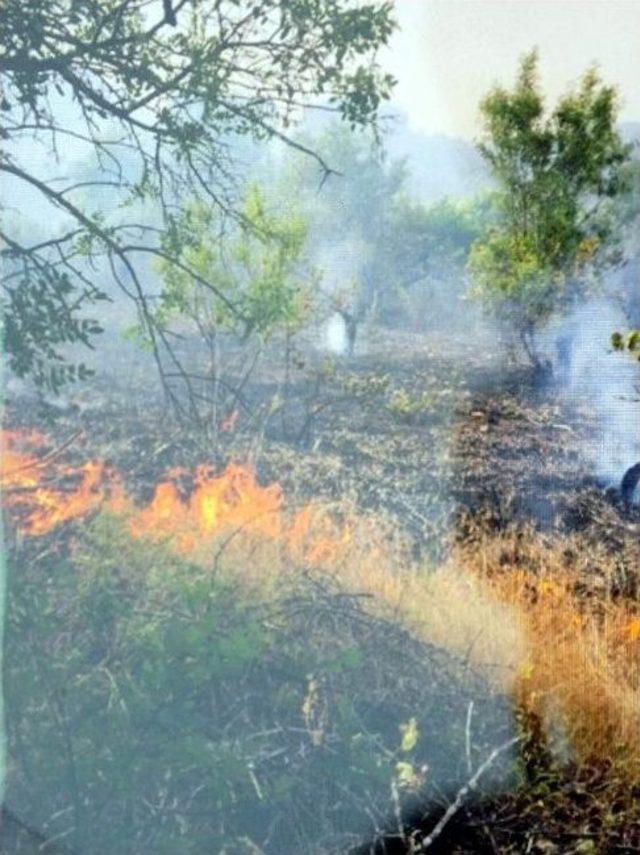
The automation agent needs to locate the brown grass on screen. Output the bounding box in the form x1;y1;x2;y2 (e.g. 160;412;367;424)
130;496;640;777
454;526;640;773
283;508;640;776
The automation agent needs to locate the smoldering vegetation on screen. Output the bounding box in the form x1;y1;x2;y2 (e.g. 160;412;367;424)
4;70;640;855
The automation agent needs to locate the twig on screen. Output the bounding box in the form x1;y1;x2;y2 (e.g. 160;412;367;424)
2;430;84;477
390;779;406;846
414;736;521;851
465;701;475;777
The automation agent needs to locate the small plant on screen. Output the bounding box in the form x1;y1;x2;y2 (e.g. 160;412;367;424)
612;329;640;359
387;387;435;423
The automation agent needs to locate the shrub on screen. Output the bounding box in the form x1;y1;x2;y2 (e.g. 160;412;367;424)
4;516;513;853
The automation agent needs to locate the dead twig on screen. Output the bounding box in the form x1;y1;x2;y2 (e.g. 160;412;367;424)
414;736;521;851
465;700;475;777
2;430;85;477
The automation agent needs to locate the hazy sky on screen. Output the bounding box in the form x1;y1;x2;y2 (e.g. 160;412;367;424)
385;0;640;140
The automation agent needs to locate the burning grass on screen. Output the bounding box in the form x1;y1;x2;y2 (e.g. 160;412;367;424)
0;428;117;536
0;427;356;570
2;472;514;853
4;424;640;777
332;516;640;788
0;429;527;688
5;421;640;850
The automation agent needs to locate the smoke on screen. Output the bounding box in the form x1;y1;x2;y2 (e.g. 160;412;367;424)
309;236;367;355
547;299;640;487
324;313;348;355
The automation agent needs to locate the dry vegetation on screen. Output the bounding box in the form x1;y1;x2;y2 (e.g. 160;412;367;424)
5;329;640;852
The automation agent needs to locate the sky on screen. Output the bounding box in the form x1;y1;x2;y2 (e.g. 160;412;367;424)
385;0;640;140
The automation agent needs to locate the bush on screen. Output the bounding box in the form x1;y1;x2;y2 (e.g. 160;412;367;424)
387;387;436;424
4;515;514;853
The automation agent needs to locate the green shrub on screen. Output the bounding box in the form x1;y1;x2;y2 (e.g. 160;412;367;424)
4;516;514;853
388;387;436;423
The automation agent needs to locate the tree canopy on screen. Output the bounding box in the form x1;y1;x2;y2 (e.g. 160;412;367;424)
468;51;631;363
0;0;396;394
152;185;312;340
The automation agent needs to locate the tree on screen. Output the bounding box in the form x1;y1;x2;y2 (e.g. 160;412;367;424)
0;0;396;396
279;121;409;324
284;122;488;332
384;194;489;329
608;151;640;323
137;184;315;434
468;51;631;366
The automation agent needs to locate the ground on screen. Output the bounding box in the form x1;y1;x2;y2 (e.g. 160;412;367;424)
13;326;632;549
5;326;640;852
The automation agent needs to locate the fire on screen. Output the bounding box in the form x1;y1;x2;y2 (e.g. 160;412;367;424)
0;428;349;565
288;505;353;564
621;616;640;643
219;408;239;433
127;463;284;554
0;429;120;536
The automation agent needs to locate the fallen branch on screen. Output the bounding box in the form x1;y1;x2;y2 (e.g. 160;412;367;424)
414;735;521;851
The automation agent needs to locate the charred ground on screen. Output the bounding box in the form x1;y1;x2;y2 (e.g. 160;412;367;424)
8;327;631;546
5;328;640;853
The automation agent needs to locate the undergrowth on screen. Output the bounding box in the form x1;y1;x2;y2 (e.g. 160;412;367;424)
6;496;640;852
3;514;512;854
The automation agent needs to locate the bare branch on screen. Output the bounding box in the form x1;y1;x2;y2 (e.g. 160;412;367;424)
414;736;521;851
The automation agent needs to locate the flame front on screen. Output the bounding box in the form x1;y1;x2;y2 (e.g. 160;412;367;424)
127;463;284;554
1;428;348;565
0;430;120;536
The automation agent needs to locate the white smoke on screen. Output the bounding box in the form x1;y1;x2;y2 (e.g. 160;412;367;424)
324;312;348;355
549;299;640;485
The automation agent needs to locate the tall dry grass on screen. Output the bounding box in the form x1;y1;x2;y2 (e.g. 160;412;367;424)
453;526;640;772
280;507;640;774
128;495;640;775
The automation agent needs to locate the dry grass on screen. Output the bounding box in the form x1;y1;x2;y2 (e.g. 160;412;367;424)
454;525;640;773
125;494;640;779
243;505;528;692
284;507;640;778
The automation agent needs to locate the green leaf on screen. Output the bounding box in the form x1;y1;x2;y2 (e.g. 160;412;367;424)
399;717;419;753
395;761;417;787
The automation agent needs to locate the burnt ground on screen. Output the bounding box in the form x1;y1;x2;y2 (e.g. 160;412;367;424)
6;327;640;853
8;325;639;554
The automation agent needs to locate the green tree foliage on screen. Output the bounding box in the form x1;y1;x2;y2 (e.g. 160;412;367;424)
283;122;489;329
0;0;396;391
607;148;640;345
133;184;316;433
154;185;313;341
611;329;640;358
468;51;631;364
612;152;640;313
1;265;106;392
401;196;488;279
387;194;489;327
282;122;409;319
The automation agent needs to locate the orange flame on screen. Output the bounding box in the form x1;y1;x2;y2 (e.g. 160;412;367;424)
288;505;352;564
1;429;122;536
219;409;239;433
127;463;284;554
1;428;349;566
